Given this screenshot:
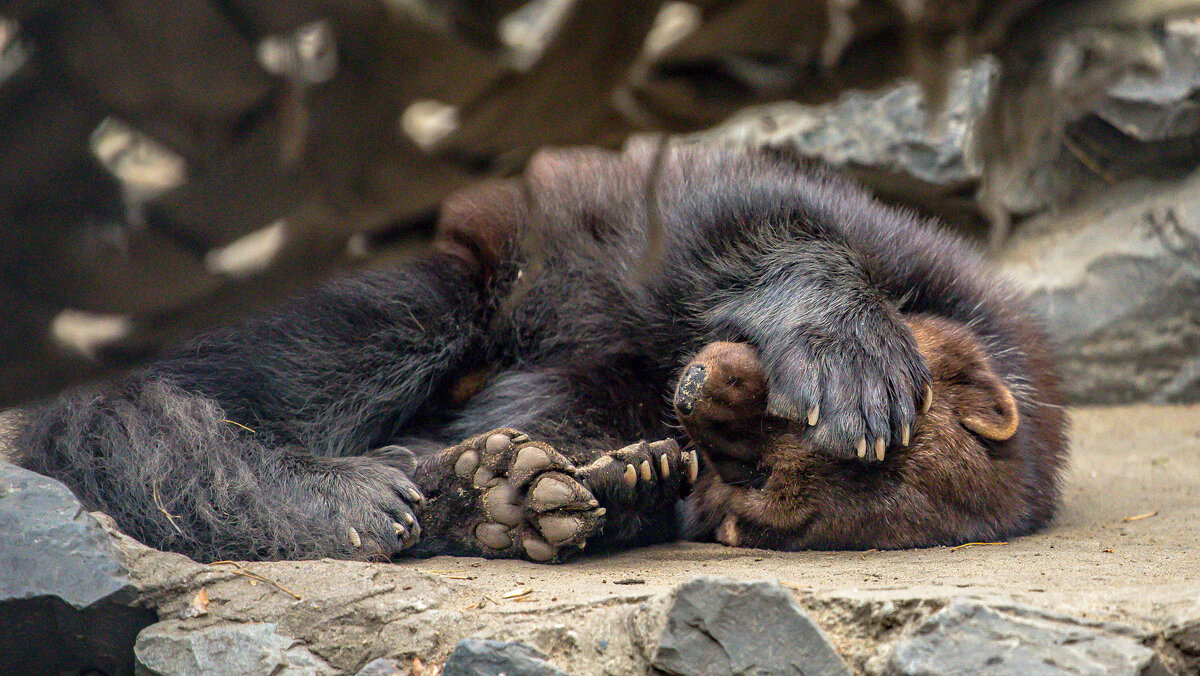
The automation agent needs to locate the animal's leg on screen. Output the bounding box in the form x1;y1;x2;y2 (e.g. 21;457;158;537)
19;380;426;561
17;255;488;561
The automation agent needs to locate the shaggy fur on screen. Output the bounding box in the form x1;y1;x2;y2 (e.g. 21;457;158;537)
15;143;1067;562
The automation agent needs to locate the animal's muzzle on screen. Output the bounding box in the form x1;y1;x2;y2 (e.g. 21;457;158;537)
674;363;707;416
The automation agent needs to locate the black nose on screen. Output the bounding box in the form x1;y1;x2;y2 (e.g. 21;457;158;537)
674;363;707;416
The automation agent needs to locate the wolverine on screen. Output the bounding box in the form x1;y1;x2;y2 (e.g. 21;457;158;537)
12;142;1068;562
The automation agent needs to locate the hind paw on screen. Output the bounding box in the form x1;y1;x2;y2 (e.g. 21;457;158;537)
447;429;605;562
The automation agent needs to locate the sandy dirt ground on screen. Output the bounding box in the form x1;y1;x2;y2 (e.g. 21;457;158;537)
116;404;1200;674
385;404;1200;625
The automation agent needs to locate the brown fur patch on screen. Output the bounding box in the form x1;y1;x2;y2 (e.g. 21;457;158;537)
434;179;525;280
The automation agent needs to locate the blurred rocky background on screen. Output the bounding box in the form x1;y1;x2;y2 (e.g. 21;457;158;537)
3;0;1200;405
6;4;1200;676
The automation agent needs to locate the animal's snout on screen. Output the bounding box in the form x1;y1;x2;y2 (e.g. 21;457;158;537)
674;363;708;416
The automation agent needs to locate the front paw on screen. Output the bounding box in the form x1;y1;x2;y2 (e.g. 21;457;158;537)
764;331;930;463
304;450;425;559
445;429;606;562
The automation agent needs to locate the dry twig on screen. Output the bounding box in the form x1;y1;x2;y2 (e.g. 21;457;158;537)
949;541;1008;552
208;560;303;600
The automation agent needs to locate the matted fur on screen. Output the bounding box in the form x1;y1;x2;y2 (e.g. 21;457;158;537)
15;144;1067;562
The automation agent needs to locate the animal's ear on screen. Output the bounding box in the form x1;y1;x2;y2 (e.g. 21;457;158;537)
956;357;1020;441
906;315;1020;442
435;179;526;278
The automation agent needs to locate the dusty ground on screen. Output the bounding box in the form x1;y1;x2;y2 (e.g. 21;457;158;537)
380;404;1200;618
123;404;1200;673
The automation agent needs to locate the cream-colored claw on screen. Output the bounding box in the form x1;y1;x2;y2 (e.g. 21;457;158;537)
660;454;670;478
716;515;740;547
807;404;819;426
623;464;637;488
639;460;652;482
901;424;911;446
348;526;362;548
685;451;699;483
923;385;933;414
875;437;886;461
856;437;867;458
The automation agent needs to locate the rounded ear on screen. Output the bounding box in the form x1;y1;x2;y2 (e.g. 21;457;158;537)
906;315;1020;442
958;364;1020;441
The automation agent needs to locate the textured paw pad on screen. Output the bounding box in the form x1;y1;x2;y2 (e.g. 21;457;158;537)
450;429;604;562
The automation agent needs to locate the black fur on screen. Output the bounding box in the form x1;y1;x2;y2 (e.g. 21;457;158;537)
15;143;1065;562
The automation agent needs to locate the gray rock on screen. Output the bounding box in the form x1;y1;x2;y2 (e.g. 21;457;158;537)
354;657;405;676
709;59;996;192
651;576;851;676
441;638;567;676
1094;18;1200;143
889;599;1168;676
998;169;1200;403
0;462;155;676
134;621;332;676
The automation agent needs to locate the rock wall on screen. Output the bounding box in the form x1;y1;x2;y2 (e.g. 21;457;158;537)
703;15;1200;404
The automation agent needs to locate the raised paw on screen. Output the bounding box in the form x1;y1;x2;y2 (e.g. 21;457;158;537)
444;430;605;562
761;327;929;463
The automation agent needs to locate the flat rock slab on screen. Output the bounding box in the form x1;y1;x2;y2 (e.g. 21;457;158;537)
890;599;1168;676
441;638;567;676
651;576;851;676
0;462;155;676
999;169;1200;404
134;621;333;676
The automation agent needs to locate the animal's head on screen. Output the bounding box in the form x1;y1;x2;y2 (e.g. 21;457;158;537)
673;314;1020;485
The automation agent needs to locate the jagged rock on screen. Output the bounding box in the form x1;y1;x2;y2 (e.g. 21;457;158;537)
441;638;567;676
650;576;851;676
354;657;405;676
0;462;155;676
889;599;1168;676
705;59;996;223
998;168;1200;403
1094;18;1200;143
134;621;332;676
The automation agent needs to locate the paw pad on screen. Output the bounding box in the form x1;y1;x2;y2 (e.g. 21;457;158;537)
449;430;604;563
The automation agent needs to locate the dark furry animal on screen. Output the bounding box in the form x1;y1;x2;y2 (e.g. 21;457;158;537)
13;143;1067;562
